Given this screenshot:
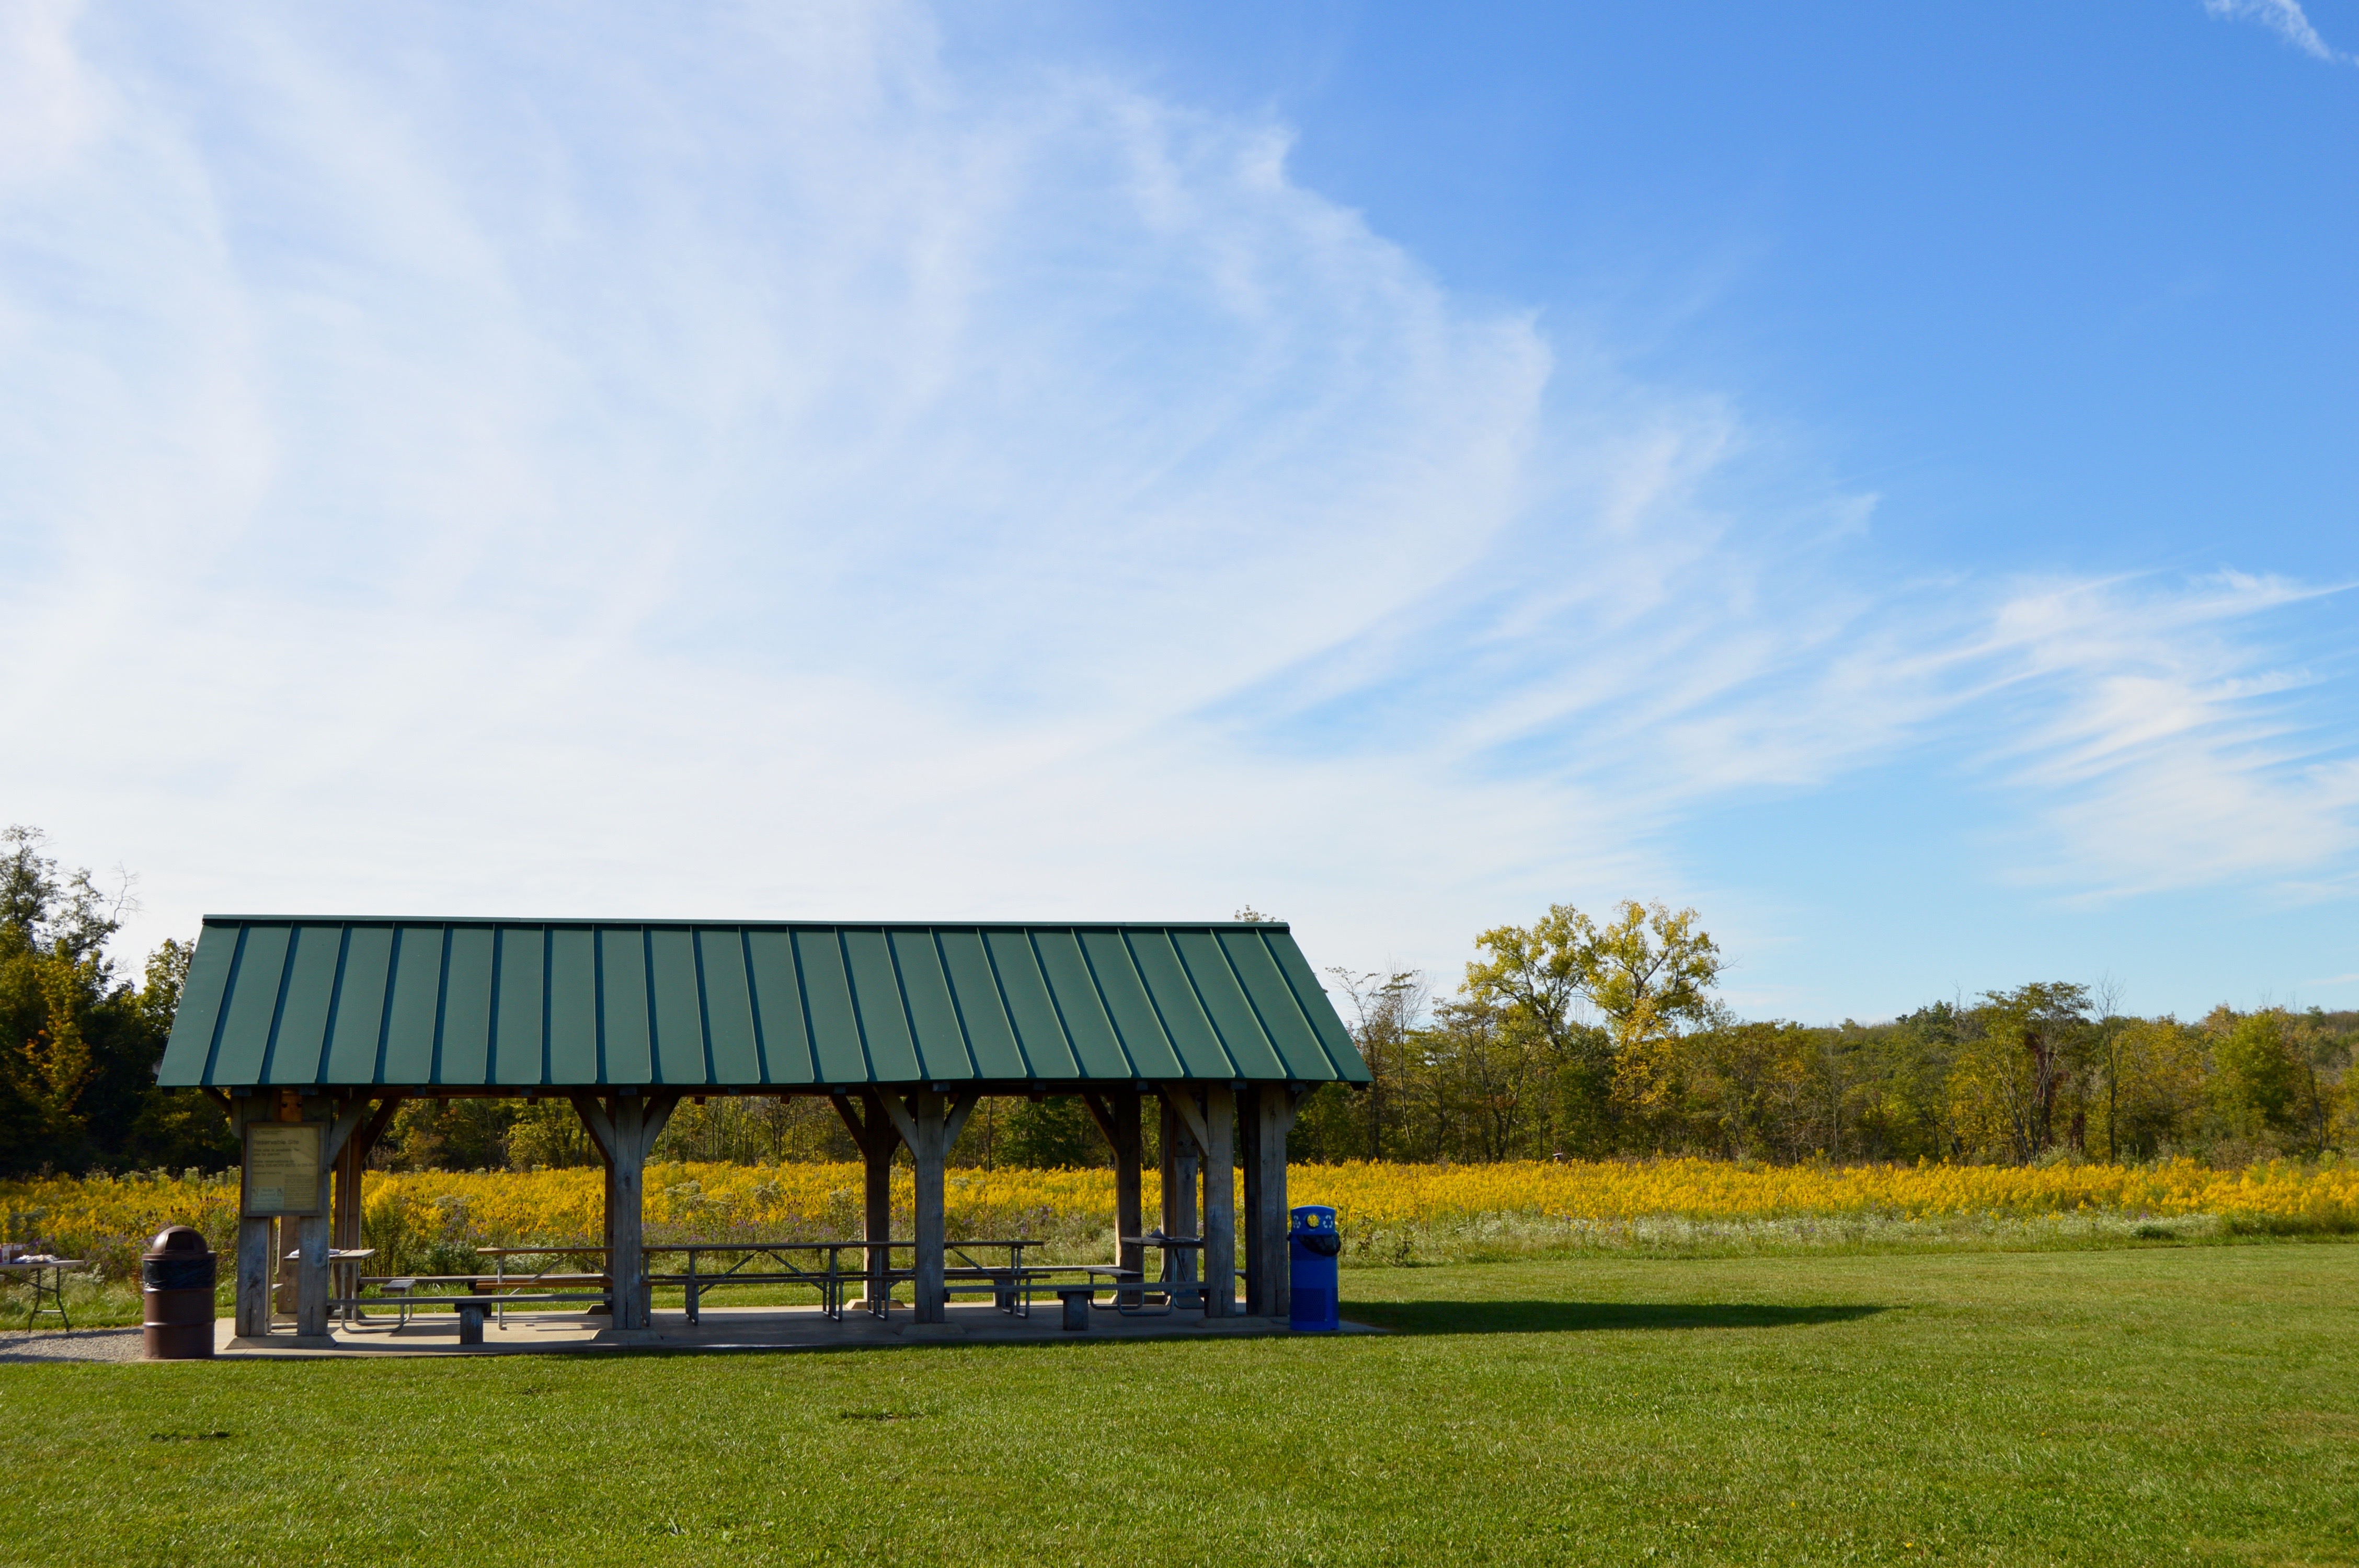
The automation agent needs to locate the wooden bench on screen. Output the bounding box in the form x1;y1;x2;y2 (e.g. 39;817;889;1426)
350;1277;611;1332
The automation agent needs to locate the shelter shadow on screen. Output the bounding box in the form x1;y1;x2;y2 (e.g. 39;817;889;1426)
1353;1300;1888;1336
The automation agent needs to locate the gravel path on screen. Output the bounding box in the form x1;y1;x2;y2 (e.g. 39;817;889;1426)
0;1328;148;1364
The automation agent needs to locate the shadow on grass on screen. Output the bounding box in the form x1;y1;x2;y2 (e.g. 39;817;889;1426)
1350;1300;1889;1335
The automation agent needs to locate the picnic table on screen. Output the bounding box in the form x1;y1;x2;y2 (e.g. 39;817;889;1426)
0;1256;87;1331
1113;1231;1209;1315
646;1239;1058;1323
279;1248;375;1323
336;1238;1147;1330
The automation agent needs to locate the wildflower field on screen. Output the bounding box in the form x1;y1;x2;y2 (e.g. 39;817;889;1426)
6;1157;2354;1289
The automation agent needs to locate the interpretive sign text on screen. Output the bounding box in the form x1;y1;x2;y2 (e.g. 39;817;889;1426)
242;1123;322;1216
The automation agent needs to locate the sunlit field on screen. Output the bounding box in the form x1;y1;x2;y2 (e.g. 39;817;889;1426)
7;1244;2357;1566
7;1155;2352;1311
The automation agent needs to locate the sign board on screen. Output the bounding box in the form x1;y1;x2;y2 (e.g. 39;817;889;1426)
242;1123;323;1217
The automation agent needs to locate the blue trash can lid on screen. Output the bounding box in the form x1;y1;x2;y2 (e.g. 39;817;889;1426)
1290;1205;1337;1228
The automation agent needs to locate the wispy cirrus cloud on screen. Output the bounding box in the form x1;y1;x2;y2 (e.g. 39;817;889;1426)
0;0;2353;998
2204;0;2350;62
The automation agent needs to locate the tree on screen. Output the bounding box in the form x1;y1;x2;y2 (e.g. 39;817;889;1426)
1672;1020;1816;1160
0;826;226;1175
1327;969;1428;1160
2089;1015;2209;1160
998;1097;1107;1168
1465;900;1722;1153
1586;901;1724;1047
1429;996;1548;1161
2207;1008;2327;1152
1946;984;2092;1161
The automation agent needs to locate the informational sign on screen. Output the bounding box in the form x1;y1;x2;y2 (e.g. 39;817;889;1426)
242;1123;323;1217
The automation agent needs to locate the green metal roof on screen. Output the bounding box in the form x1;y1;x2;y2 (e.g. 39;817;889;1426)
157;918;1370;1091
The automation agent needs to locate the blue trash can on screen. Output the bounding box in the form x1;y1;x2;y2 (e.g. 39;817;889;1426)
1289;1205;1341;1331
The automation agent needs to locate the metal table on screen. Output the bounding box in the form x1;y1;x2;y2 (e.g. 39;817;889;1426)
280;1247;376;1323
1115;1232;1206;1315
0;1258;86;1331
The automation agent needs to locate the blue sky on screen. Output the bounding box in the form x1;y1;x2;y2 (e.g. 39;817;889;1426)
1;1;2353;1022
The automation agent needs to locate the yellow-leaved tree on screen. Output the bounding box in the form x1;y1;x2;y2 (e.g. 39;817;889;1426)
1464;900;1722;1154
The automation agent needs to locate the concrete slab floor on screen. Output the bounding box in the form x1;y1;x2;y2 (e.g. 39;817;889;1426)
211;1301;1382;1358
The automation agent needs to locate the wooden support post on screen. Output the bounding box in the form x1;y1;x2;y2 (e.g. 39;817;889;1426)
1200;1084;1235;1318
571;1094;617;1317
330;1092;405;1322
333;1121;365;1252
573;1092;677;1332
1241;1090;1263;1315
295;1097;370;1340
232;1099;272;1338
832;1092;901;1311
911;1090;947;1324
1082;1089;1145;1283
878;1090;978;1327
610;1097;648;1329
600;1156;617;1312
1160;1091;1201;1288
1243;1085;1298;1318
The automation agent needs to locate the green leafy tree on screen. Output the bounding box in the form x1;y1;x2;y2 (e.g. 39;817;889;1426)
2206;1008;2331;1152
1946;983;2093;1161
998;1097;1107;1168
0;826;227;1174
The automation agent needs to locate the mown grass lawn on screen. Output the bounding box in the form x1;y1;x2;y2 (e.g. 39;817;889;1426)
4;1242;2354;1567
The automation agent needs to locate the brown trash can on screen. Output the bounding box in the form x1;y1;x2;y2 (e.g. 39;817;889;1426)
142;1225;217;1360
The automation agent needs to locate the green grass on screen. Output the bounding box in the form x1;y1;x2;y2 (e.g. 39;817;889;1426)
5;1243;2356;1567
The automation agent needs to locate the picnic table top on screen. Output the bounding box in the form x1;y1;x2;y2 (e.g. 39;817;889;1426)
0;1258;84;1272
477;1238;1046;1255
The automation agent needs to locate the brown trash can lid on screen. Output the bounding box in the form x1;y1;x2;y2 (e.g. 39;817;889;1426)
147;1224;211;1256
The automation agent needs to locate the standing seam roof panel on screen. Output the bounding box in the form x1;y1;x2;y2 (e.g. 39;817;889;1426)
547;929;599;1085
743;930;816;1083
212;925;289;1088
1076;930;1186;1079
647;929;706;1086
599;929;654;1085
264;926;341;1086
891;931;974;1081
155;918;1369;1088
936;932;1028;1079
441;927;496;1088
379;928;443;1084
1212;929;1341;1080
1169;930;1289;1081
1028;932;1133;1078
1257;929;1368;1082
158;927;238;1087
1120;931;1238;1079
982;931;1080;1079
840;931;921;1081
322;927;393;1083
698;930;763;1085
493;929;545;1086
796;931;869;1083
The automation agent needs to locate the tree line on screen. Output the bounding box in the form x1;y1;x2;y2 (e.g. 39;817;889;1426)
0;828;222;1178
3;824;2349;1175
1285;901;2355;1167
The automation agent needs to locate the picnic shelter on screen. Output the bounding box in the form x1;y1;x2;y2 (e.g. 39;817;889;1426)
156;917;1371;1344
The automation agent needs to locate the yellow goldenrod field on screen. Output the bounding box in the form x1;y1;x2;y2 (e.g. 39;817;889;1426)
5;1157;2354;1278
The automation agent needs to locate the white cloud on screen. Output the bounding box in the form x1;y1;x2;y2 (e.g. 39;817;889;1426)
1;1;2354;996
1965;574;2359;896
2204;0;2348;62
